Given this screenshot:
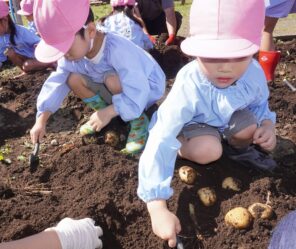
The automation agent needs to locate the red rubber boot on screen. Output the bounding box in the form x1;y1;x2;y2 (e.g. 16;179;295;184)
258;50;281;82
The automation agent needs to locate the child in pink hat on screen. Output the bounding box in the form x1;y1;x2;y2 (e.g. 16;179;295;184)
0;0;53;74
17;0;37;34
30;0;165;154
97;0;153;50
137;0;277;247
259;0;296;82
0;217;103;249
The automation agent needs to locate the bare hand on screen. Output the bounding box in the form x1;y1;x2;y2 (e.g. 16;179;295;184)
148;201;181;248
88;107;115;133
253;125;276;151
30;122;46;144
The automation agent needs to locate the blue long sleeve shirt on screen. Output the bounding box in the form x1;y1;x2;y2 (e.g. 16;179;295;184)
137;59;276;202
37;32;165;121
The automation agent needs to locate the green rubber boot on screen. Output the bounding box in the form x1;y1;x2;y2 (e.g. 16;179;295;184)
121;113;150;154
80;94;107;136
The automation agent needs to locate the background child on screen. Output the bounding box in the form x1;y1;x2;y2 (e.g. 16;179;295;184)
137;0;277;247
30;0;165;154
0;0;53;74
17;0;38;34
0;217;103;249
98;0;153;50
259;0;296;82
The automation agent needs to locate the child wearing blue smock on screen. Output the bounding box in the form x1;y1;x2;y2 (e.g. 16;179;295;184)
30;2;165;155
98;0;153;50
0;1;53;73
259;0;296;82
137;0;277;247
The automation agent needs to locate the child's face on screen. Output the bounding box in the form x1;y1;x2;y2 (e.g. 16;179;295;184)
197;56;253;88
64;30;91;61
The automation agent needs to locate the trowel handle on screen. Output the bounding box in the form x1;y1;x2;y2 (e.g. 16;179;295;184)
33;142;40;156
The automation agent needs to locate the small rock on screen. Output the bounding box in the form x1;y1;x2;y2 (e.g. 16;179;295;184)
50;139;59;146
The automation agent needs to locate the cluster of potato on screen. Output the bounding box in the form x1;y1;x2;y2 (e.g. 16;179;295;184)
178;168;274;229
225;203;273;229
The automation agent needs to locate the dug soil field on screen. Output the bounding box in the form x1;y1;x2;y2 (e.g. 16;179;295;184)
0;38;296;249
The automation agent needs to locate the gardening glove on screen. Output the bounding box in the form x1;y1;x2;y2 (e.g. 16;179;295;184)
165;34;175;45
148;35;156;44
258;50;281;82
45;217;103;249
121;113;149;154
80;94;107;136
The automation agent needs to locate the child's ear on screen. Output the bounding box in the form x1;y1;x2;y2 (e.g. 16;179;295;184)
87;22;97;39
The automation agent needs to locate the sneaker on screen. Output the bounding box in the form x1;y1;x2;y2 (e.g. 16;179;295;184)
223;143;277;172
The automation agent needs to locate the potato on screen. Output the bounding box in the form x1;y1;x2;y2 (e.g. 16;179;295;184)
222;177;241;192
104;131;119;147
179;166;197;185
225;207;253;229
197;187;217;206
248;203;273;219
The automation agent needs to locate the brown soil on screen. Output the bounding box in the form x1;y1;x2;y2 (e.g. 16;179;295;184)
0;39;296;249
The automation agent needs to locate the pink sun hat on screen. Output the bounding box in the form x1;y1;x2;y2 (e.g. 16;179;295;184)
17;0;33;16
34;0;90;63
181;0;265;58
111;0;135;7
0;0;9;18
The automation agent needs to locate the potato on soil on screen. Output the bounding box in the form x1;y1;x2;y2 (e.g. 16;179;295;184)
179;166;197;185
104;131;120;147
225;207;253;229
248;203;273;219
222;177;241;192
197;187;217;206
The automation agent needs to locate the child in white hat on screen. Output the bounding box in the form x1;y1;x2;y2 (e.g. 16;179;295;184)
30;0;165;154
0;217;103;249
98;0;153;50
137;0;277;247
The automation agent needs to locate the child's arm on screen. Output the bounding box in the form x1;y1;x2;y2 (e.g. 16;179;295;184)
0;218;103;249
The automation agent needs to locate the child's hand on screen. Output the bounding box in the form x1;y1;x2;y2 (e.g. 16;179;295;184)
88;105;117;132
46;217;103;249
147;200;181;248
30;121;46;144
253;121;276;151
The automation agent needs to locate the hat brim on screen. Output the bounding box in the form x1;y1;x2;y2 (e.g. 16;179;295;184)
17;9;31;15
181;37;259;58
35;37;74;63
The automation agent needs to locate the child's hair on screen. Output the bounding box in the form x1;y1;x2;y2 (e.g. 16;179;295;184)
77;7;95;38
100;5;143;28
5;15;16;45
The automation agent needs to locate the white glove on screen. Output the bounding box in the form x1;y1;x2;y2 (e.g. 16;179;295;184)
45;217;103;249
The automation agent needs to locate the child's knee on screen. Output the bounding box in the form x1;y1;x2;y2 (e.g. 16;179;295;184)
104;73;122;94
190;141;222;164
67;73;85;89
232;123;257;141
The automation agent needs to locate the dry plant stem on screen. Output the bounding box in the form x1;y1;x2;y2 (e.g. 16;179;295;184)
265;191;272;206
283;79;296;92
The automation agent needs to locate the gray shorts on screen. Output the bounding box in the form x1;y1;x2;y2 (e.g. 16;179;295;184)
82;72;116;105
180;109;257;141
